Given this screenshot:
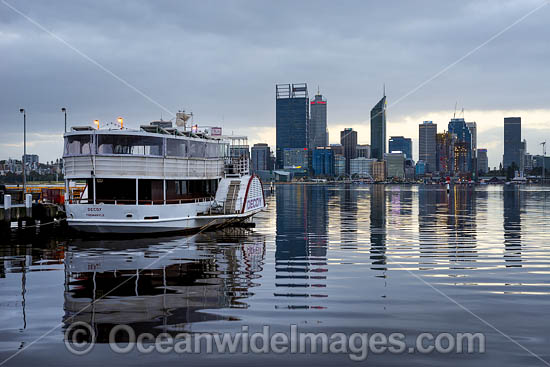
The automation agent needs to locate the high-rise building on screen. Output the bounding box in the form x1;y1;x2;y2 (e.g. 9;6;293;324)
370;95;387;160
282;148;308;168
340;128;357;175
448;118;472;174
520;139;527;173
477;149;488;174
309;91;328;149
436;131;455;175
419;121;437;173
251;143;271;172
312;147;334;177
503;117;522;170
372;161;387;182
276;83;309;169
389;136;412;159
384;152;405;180
466;121;477;176
356;144;371;158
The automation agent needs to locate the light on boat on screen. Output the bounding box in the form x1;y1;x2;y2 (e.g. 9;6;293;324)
117;117;123;129
93;119;99;129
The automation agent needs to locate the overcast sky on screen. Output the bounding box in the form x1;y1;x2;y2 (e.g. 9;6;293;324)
1;0;549;167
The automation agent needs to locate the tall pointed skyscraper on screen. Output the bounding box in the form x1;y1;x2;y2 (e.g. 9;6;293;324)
309;88;328;148
371;92;387;160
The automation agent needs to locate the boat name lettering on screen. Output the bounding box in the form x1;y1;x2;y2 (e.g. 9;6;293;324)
246;197;263;211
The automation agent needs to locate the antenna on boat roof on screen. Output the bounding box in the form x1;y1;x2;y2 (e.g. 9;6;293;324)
176;109;193;131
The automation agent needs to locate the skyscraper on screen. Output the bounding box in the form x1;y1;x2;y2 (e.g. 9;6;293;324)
276;83;309;169
389;136;412;159
503;117;521;170
340;128;357;175
419;121;437;173
436;131;455;175
370;95;386;160
309;90;328;149
251;143;271;172
448;118;472;174
477;149;488;174
466;121;477;176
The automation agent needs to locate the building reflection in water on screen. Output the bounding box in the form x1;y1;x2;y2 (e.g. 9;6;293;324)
339;184;358;249
447;186;478;268
62;232;265;342
417;186;478;270
275;185;329;309
369;185;387;272
503;186;522;267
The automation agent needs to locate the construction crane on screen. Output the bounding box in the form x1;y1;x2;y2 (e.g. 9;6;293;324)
541;141;547;156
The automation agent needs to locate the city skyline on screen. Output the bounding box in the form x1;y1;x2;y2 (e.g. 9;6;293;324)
1;1;549;168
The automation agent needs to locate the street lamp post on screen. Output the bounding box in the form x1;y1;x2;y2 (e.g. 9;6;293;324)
61;107;67;133
19;108;26;195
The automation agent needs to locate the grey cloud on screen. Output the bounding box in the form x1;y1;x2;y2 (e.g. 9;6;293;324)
0;0;549;161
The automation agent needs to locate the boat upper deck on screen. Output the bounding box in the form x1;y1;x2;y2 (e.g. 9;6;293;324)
63;127;229;180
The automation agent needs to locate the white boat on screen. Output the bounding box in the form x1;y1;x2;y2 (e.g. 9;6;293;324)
63;118;266;234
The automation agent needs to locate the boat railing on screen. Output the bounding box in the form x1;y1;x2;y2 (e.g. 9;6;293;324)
70;197;215;205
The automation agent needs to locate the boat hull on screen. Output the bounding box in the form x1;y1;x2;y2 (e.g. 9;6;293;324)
66;210;262;234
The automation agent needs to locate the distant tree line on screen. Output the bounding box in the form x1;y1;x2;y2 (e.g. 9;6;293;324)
0;172;64;184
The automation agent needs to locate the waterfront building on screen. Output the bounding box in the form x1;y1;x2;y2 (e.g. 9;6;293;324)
282;148;308;169
448;118;472;174
312;147;334;177
334;155;346;177
519;139;527;173
340;128;358;175
389;136;412;159
276;83;309;169
524;153;533;172
350;157;375;178
477;149;489;174
415;160;426;176
436;131;455;176
309;91;328;148
419;121;437;173
503;117;522;170
372;160;387;182
251;143;271;172
405;159;416;180
356;144;371;158
384;152;405;180
371;95;387;160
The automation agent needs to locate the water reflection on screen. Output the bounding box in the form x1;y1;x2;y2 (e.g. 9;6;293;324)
370;185;387;271
275;185;328;309
2;185;550;366
503;186;523;267
62;232;265;342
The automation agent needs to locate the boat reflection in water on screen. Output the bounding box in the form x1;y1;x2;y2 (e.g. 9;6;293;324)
62;232;265;342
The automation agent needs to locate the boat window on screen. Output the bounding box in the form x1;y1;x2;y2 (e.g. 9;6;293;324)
188;140;206;158
166;139;188;157
97;135;164;156
206;142;220;158
64;135;93;156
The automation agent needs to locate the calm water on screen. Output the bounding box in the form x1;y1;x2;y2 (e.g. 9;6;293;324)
1;184;550;366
